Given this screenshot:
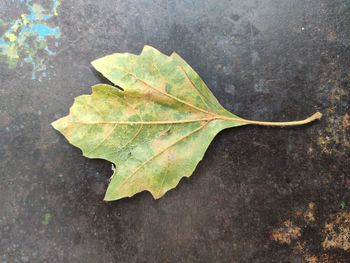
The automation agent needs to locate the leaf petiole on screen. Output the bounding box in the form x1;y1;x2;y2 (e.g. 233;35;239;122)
220;112;322;127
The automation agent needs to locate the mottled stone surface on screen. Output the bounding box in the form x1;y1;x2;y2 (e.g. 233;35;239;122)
0;0;349;262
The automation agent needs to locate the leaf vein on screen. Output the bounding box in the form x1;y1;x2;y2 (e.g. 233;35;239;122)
177;65;210;109
113;121;210;195
115;66;216;116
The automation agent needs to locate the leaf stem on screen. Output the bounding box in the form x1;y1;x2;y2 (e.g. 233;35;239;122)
220;112;322;126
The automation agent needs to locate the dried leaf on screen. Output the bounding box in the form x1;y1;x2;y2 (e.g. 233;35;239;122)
52;46;321;201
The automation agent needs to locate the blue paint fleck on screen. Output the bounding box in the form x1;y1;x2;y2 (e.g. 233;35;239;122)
0;0;61;80
30;24;61;38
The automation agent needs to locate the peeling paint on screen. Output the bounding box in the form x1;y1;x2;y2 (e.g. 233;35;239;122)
0;0;61;80
318;85;350;154
304;202;316;224
302;253;340;263
342;113;350;130
271;220;301;245
272;204;350;262
323;212;350;251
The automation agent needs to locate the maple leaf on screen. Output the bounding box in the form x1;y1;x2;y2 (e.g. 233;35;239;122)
52;46;321;201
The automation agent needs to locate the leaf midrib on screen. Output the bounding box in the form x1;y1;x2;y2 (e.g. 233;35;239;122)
69;117;214;125
80;63;241;127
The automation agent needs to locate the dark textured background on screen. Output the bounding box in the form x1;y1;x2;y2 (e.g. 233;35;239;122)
1;0;350;262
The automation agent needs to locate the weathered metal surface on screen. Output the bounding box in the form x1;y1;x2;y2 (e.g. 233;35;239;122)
1;0;349;262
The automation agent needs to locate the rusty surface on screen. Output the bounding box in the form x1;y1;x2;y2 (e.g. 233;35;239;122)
1;0;350;262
